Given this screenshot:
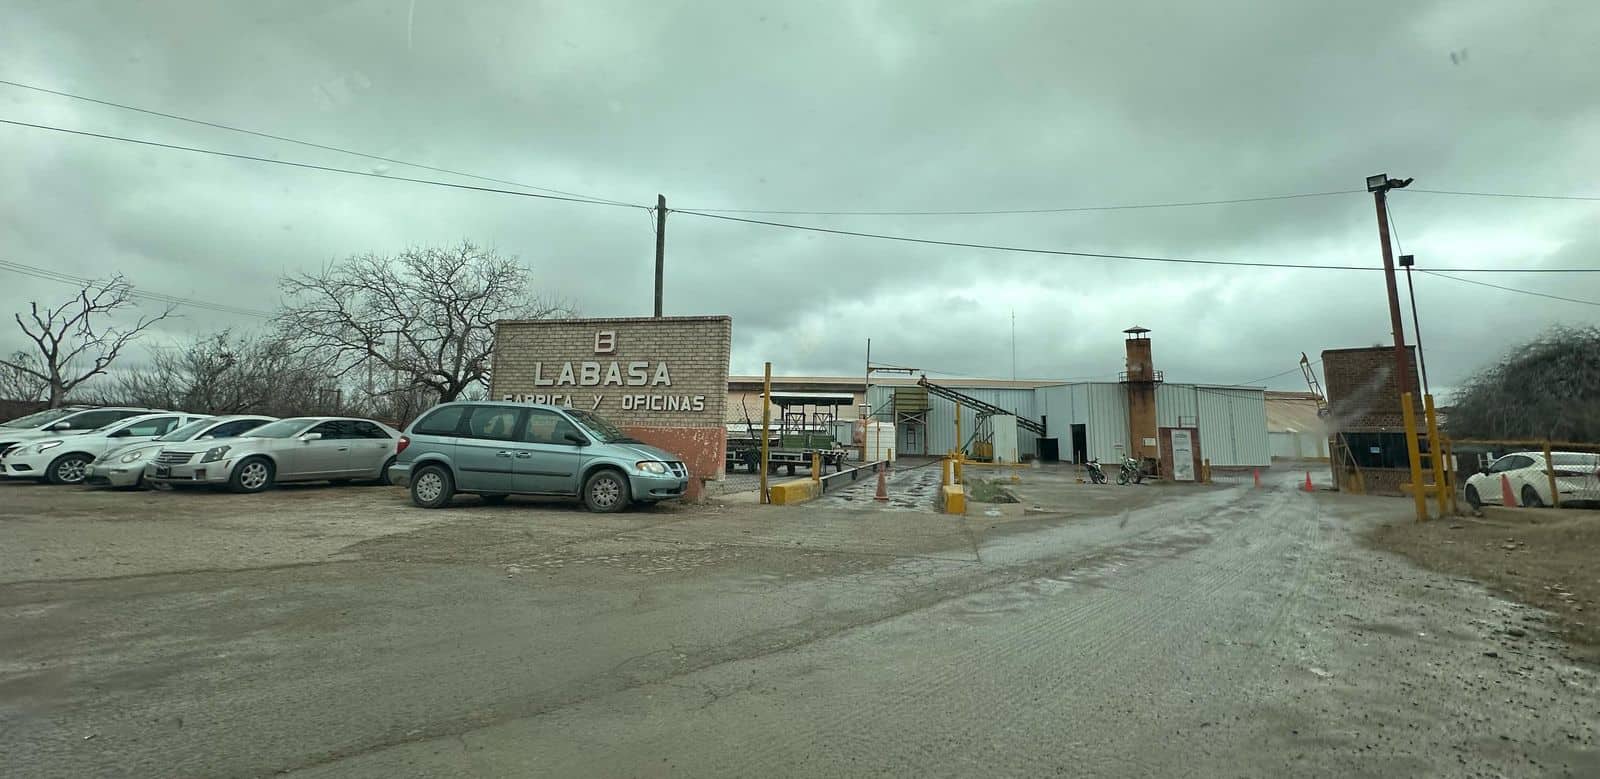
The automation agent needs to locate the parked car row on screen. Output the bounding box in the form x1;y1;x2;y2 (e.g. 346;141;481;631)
0;401;691;512
1463;450;1600;508
0;407;401;493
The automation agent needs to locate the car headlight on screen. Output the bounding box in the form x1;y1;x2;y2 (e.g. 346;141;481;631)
200;445;232;463
33;440;63;453
636;461;668;474
119;449;147;464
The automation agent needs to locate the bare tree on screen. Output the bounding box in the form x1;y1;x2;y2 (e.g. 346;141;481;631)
111;330;336;417
277;242;567;402
0;351;49;402
1448;325;1600;442
0;276;173;407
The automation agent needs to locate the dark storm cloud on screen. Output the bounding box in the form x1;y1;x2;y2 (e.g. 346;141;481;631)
1;0;1597;394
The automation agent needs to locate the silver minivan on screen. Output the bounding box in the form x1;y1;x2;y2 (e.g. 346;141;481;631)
388;401;690;512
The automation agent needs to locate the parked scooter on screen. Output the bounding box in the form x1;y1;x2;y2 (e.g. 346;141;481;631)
1117;456;1146;485
1083;459;1108;484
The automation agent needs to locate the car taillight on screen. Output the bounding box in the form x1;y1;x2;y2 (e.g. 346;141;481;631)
396;436;410;455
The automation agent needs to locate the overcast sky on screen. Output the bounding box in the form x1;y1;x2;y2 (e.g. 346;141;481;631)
2;0;1597;397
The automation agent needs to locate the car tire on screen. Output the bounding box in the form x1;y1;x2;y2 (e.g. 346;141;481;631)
229;457;276;494
1465;484;1482;509
410;465;455;509
582;468;631;513
480;494;509;505
376;456;397;486
45;453;93;485
1521;485;1544;508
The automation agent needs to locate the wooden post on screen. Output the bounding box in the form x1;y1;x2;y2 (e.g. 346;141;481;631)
1544;440;1560;509
653;194;666;317
759;362;772;504
811;451;821;484
1424;394;1448;518
1401;392;1428;522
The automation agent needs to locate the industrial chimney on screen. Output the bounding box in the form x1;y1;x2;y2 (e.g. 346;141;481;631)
1122;326;1161;462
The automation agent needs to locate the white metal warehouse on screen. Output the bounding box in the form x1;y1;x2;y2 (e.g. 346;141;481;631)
865;380;1270;468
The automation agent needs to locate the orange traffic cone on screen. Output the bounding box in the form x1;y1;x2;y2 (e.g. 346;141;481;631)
1302;472;1314;492
1253;469;1261;488
874;463;889;502
1500;474;1517;507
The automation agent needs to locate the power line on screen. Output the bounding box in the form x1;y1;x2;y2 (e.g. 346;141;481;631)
0;259;273;318
672;209;1600;274
1419;270;1600;308
0;117;649;211
0;78;637;207
680;189;1363;216
1411;188;1600;202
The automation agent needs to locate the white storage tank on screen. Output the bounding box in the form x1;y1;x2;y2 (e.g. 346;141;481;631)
991;415;1019;464
864;421;897;463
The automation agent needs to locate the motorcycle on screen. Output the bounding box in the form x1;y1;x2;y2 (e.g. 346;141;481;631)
1083;458;1108;484
1117;456;1146;485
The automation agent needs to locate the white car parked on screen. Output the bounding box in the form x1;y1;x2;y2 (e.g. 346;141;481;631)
4;412;210;485
1463;451;1600;508
0;406;164;461
86;415;277;489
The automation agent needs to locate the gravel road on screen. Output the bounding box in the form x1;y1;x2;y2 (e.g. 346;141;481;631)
2;471;1595;777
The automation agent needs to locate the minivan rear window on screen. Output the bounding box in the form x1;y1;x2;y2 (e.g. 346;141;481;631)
413;406;467;436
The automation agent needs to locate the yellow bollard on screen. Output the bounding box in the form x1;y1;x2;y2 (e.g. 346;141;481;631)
811;451;821;484
1401;392;1429;522
1424;395;1448;518
940;456;951;488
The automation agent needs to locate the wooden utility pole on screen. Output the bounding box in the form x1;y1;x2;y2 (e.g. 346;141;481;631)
1370;177;1414;397
654;194;666;317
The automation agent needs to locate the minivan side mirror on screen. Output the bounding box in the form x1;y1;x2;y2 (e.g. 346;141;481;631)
300;432;323;442
48;422;72;431
563;431;589;446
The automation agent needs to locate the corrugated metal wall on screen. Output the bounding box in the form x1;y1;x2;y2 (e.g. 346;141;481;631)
866;385;1039;456
1191;386;1270;467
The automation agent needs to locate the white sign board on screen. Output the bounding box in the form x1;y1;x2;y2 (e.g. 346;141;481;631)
1171;430;1195;482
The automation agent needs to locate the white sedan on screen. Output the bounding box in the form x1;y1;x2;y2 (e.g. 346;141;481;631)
1463;451;1600;508
3;412;210;485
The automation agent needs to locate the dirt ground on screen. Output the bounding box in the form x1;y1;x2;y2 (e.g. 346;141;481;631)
1368;504;1600;664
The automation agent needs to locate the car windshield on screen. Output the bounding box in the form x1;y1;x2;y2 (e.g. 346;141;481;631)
242;418;315;439
158;419;214;443
567;409;633;443
1;408;79;428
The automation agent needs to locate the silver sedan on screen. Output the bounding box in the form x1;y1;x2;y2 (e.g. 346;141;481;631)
88;415;277;488
145;416;400;493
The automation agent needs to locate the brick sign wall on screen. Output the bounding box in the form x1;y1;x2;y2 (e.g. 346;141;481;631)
491;316;732;498
1322;346;1422;430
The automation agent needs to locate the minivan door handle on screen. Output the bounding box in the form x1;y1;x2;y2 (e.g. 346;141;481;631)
515;451;532;459
495;451;513;458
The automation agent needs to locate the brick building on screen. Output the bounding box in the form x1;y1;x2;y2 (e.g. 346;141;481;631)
1322;345;1424;496
491;316;732;499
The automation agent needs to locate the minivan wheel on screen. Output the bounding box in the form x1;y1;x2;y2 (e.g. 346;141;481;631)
410;465;455;509
376;456;397;485
1465;484;1482;509
583;469;631;513
45;453;92;485
229;457;275;494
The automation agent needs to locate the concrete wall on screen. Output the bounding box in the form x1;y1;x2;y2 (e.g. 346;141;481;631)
491;316;732;498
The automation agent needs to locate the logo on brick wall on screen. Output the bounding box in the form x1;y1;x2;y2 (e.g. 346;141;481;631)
594;330;616;354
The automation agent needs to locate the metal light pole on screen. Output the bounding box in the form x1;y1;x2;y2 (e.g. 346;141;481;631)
1398;254;1430;396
